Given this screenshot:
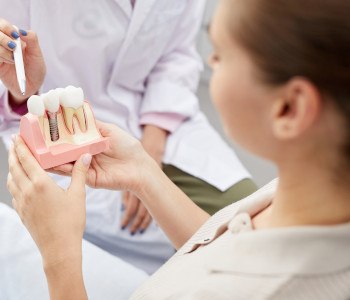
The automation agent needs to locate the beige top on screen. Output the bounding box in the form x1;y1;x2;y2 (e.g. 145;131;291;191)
131;180;350;299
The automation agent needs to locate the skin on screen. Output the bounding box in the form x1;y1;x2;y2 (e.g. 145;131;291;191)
121;125;168;234
7;0;350;298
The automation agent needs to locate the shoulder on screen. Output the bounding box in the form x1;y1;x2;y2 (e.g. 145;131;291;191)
178;179;278;255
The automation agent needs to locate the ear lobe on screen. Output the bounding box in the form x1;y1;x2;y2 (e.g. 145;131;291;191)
271;79;321;140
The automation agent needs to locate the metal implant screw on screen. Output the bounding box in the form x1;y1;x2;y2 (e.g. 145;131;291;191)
47;112;59;142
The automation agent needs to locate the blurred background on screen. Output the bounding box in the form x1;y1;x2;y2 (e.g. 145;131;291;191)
0;0;277;207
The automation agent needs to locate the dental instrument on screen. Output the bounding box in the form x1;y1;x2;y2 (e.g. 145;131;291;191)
13;26;26;96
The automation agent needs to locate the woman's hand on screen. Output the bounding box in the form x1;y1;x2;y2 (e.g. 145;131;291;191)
0;18;46;102
121;125;168;234
49;121;208;251
7;136;92;267
52;121;154;195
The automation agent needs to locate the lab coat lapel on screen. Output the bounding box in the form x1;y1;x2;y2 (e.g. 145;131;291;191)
125;0;157;43
113;0;133;18
111;0;157;74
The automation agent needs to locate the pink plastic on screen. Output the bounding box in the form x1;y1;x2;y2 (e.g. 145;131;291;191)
19;101;109;169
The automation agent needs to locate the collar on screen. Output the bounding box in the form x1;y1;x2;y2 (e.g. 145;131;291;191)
205;219;350;276
201;180;350;276
178;180;277;255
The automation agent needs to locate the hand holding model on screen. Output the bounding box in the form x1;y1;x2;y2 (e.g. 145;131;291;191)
8;138;92;267
121;125;168;234
0;18;45;102
52;121;154;193
8;123;166;267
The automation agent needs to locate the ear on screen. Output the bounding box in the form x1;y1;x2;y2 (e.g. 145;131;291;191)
271;78;321;140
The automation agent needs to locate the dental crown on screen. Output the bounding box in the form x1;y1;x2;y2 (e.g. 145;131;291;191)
27;95;45;117
60;86;84;109
43;90;60;113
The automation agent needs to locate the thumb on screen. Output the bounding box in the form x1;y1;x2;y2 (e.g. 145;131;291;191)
69;153;92;193
95;120;113;137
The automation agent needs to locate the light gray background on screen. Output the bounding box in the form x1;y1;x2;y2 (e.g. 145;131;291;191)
0;0;277;207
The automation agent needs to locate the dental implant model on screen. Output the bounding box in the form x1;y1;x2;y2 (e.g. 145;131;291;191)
43;89;60;142
19;86;109;169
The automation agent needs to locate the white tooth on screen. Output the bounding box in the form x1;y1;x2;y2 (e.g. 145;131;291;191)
75;106;87;132
60;86;86;134
55;87;65;94
60;86;84;109
27;95;45;116
54;88;65;103
62;107;75;134
43;90;60;113
61;107;87;134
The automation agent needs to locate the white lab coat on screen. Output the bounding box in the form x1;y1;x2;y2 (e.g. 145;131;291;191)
0;0;251;274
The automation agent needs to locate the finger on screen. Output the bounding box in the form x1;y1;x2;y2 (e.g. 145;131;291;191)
95;120;125;140
0;31;17;53
52;163;74;175
14;136;46;181
7;173;21;200
48;169;72;177
19;30;41;56
122;191;130;211
18;29;28;38
68;154;92;194
139;214;153;234
0;45;15;64
130;203;149;234
0;18;20;40
95;120;113;137
11;197;19;211
11;196;24;222
8;144;31;190
0;19;20;55
121;194;139;230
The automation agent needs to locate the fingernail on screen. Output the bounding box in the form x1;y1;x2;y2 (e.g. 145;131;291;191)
82;153;92;166
19;29;27;36
140;229;145;234
121;225;126;230
11;31;20;39
130;232;135;236
121;204;125;211
8;41;16;49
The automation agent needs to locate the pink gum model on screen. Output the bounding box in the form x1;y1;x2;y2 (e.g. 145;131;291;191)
20;101;109;169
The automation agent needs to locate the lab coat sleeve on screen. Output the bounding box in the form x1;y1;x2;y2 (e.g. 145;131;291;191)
0;0;31;132
139;0;206;133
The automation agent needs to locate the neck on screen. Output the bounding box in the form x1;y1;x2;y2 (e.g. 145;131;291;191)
255;160;350;228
